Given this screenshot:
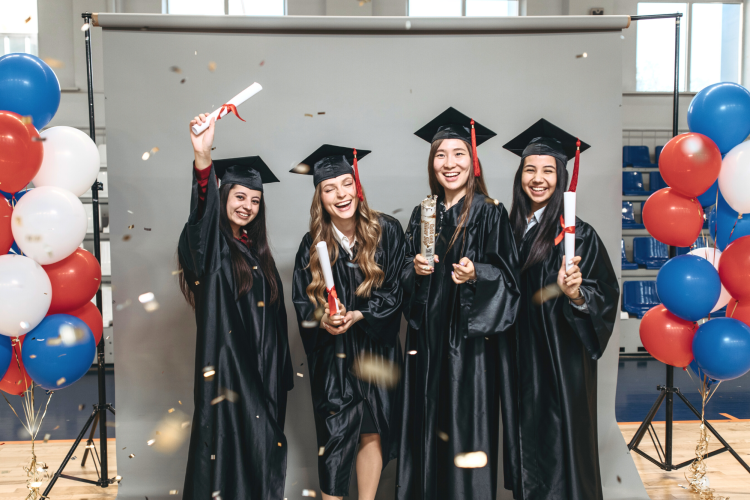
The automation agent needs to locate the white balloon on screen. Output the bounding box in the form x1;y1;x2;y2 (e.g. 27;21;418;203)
32;126;100;197
11;186;87;265
718;141;750;214
0;254;52;337
689;247;730;313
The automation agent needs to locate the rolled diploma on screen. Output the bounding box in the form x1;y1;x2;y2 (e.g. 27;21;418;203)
191;82;263;135
563;191;576;272
420;196;437;267
315;241;339;314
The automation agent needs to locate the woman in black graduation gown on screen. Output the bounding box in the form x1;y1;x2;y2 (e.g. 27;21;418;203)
503;119;620;500
396;107;521;500
177;114;294;500
291;145;405;500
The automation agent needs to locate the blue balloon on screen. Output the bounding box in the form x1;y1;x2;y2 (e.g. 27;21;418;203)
656;255;722;321
693;318;750;381
22;315;96;390
689;360;716;388
0;335;13;381
707;190;750;250
696;179;719;208
0;53;60;129
688;82;750;154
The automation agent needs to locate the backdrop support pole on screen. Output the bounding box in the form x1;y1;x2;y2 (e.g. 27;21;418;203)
626;13;749;474
42;12;117;497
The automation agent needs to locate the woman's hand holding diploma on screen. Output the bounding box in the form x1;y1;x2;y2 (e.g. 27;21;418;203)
414;253;439;275
557;255;584;303
322;303;363;335
190;112;215;170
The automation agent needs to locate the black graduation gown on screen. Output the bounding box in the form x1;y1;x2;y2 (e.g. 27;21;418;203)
178;166;294;500
292;214;405;497
396;194;522;500
514;218;619;500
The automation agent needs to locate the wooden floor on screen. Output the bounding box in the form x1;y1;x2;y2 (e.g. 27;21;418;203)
619;421;750;499
0;425;747;499
0;439;118;499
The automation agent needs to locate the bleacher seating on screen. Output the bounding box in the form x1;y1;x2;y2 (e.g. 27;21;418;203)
633;237;669;269
655;145;664;165
623;172;647;196
649;171;668;193
623;145;658;168
711;305;727;318
622;201;645;229
621;239;638;270
676;238;710;255
622;281;660;318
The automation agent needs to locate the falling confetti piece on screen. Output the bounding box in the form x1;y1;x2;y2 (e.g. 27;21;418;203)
150;147;160;154
56;377;66;386
195;281;200;285
454;451;488;468
170;66;182;73
318;112;325;115
181;421;190;429
129;454;135;458
336;353;346;359
43;433;51;443
116;299;132;311
353;353;400;388
168;408;175;413
302;490;317;497
304;113;313;117
278;442;282;447
78;404;85;411
296;373;304;378
318;446;325;456
212;491;221;498
122;235;131;242
53;426;59;430
576;52;588;58
172;270;184;275
142;152;150;160
532;283;564;305
32;136;47;142
203;366;216;379
21;116;32;125
252;266;258;270
179;400;182;405
484;197;500;206
211;395;226;405
408;350;417;355
81;22;90;31
169;490;178;495
405;20;412;29
139;292;155;303
257;301;265;307
211;454;215;460
144;301;160;312
221;387;239;403
301;320;319;328
392;208;403;214
259;60;264;66
292;163;311;174
147;439;156;446
144;228;152;231
437;430;449;442
127;210;134;214
25;16;32;23
180;78;187;84
345;262;360;268
208;62;217;72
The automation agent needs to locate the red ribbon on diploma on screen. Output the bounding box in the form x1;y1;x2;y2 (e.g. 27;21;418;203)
554;215;575;246
217;103;246;123
326;286;339;315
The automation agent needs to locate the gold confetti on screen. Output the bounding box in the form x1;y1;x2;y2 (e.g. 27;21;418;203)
147;439;156;446
144;301;160;312
532;283;564;305
29;355;36;359
150;147;160;154
169;490;178;495
56;377;66;386
336;353;346;359
20;116;32;125
576;52;588;58
53;425;59;430
438;430;449;442
181;421;190;429
80;22;90;31
301;320;319;328
139;292;155;303
25;16;32;23
208;62;217;72
210;395;226;405
292;163;311;174
220;387;239;403
179;400;182;405
257;301;265;307
78;404;85;411
352;353;400;388
168;408;175;413
302;490;317;497
318;112;325;115
277;442;282;447
304;113;313;117
211;454;215;460
408;350;417;355
195;281;200;285
129;454;135;458
296;373;304;378
252;266;257;270
122;235;131;241
318;446;325;456
454;451;488;468
170;66;181;73
142;152;150;160
43;433;51;443
42;57;64;69
172;270;184;275
203;366;215;379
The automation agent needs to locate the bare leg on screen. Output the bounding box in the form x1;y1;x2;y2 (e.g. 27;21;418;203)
356;433;383;500
321;493;343;500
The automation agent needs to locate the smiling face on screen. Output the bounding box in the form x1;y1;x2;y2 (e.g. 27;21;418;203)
432;138;472;196
226;184;262;233
522;155;558;211
320;173;359;223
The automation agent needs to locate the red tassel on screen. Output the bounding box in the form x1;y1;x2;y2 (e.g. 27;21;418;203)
568;139;581;193
352;148;363;202
470;119;480;177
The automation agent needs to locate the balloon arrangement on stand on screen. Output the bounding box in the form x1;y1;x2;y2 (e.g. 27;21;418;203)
0;53;102;500
639;82;750;499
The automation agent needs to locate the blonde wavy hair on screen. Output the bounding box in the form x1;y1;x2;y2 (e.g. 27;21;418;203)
306;179;384;306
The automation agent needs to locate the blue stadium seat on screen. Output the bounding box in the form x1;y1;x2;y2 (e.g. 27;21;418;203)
622;201;645;229
633;237;669;269
649;172;668;192
623;172;647;196
655;145;664;165
622;281;660;318
623;146;657;168
622;239;638;270
676;237;711;255
711;305;727;318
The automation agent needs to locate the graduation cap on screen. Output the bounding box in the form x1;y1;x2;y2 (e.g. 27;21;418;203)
414;107;497;178
213;156;279;192
291;145;371;201
502;118;590;192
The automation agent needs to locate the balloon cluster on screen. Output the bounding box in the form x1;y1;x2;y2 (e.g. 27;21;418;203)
640;82;750;383
0;54;101;393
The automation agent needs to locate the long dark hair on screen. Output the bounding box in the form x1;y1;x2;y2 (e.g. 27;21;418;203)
509;157;568;271
427;138;488;251
179;183;279;308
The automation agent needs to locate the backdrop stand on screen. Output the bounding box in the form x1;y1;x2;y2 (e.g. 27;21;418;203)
626;13;750;474
42;12;117;497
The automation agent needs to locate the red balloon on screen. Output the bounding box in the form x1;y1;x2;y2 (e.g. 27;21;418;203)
642;188;705;247
0;111;44;193
659;133;722;198
0;199;12;254
43;248;101;314
60;302;103;345
0;336;31;396
639;305;697;367
718;235;750;300
725;298;750;327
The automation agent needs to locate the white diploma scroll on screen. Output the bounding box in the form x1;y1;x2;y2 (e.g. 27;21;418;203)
191;82;263;135
315;241;339;314
421;195;437;267
563;191;576;272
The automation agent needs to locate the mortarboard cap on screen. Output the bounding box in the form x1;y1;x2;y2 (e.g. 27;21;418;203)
213;156;279;192
291;145;371;201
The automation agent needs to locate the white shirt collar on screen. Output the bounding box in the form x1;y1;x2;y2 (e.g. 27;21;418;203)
332;223;356;258
524;206;546;235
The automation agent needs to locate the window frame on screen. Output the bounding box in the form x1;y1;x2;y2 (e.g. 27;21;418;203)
166;0;287;16
409;0;519;17
635;0;743;94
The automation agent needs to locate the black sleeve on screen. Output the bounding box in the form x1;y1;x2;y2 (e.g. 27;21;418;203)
181;165;223;277
291;234;325;356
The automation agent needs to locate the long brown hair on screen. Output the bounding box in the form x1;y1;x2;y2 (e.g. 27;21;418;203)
427;138;489;250
305;177;384;307
179;183;279;308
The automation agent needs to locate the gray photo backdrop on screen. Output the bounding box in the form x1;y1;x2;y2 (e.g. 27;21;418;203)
100;15;647;500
